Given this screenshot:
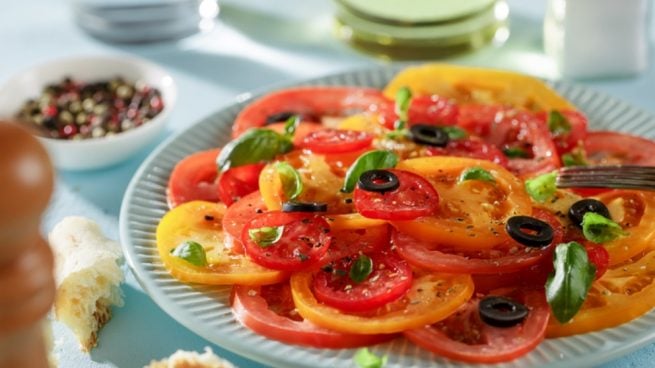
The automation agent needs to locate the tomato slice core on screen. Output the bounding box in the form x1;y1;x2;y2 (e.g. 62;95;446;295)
300;129;373;154
167;149;220;208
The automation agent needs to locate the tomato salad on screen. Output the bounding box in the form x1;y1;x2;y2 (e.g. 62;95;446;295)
157;65;655;364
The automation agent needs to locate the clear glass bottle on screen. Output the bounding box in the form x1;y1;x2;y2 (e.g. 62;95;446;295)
334;0;510;59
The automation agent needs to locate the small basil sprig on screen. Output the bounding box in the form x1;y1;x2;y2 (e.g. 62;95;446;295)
525;171;557;203
283;114;300;138
582;212;627;243
170;241;208;267
349;254;373;283
503;147;529;158
442;126;468;140
354;348;387;368
341;150;399;193
562;149;588;167
217;128;293;172
276;162;303;201
546;241;596;324
459;167;495;184
548;110;572;136
386;87;412;139
248;226;284;247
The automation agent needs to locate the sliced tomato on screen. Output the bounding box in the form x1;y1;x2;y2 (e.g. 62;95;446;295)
393;209;563;275
425;137;509;168
222;191;267;254
353;169;440;221
378;95;459;129
300;129;373;154
241;211;332;272
322;225;390;263
231;283;395;348
292;271;473;334
217;163;265;206
266;122;323;146
584;243;610;280
167;149;220;208
312;251;413;312
458;106;561;177
547;249;655;337
156;201;285;285
536;110;588;154
394;157;533;250
232;87;388;138
584;131;655;166
404;289;549;363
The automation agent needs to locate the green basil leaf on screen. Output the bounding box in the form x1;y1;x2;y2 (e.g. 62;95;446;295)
548;110;572;136
582;212;627;243
385;128;409;140
276;162;303;201
502;146;529;158
341;150;399;193
283;115;300;138
170;240;208;267
248;226;284;247
354;348;387;368
562;149;588;167
395;87;412;122
459;167;495;183
349;254;373;283
525;171;557;203
546;241;596;323
217;128;293;172
441;126;468;140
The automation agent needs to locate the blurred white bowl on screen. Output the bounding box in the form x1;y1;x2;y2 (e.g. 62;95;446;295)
0;55;177;171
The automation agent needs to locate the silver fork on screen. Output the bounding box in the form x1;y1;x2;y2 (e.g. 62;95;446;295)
556;165;655;191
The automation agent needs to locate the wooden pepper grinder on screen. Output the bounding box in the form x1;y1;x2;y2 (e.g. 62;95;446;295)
0;122;55;367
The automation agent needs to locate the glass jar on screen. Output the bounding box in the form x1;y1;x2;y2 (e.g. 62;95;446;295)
334;0;510;59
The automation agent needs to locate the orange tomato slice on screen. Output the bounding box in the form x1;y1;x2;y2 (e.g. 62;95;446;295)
290;271;473;334
156;200;286;285
394;156;533;250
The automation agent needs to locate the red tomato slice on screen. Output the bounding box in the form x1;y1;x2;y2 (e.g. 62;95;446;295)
425;137;509;168
536;110;588;154
458;105;561;177
584;242;610;280
217;163;265;206
394;209;563;275
231;283;395;348
354;169;440;221
322;225;390;264
379;95;459;129
167;149;220;208
404;289;549;363
585;131;655;166
232;87;388;138
266;122;323;146
312;251;413;313
222;191;267;254
300;129;373;154
241;211;332;271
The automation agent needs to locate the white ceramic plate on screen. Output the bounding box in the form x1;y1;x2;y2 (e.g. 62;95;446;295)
120;67;655;368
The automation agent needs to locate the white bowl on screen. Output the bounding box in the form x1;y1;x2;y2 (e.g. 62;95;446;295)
0;55;177;171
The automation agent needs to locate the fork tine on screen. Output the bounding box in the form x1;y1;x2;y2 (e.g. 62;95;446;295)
556;165;655;191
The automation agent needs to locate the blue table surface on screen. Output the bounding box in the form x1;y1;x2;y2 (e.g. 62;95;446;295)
2;1;654;367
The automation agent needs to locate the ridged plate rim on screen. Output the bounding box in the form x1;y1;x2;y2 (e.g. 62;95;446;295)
119;66;655;368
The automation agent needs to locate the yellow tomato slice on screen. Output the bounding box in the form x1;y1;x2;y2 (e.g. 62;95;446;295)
326;213;387;230
547;249;655;337
598;190;655;266
290;271;473;334
394;156;533;250
156;200;286;285
383;64;574;112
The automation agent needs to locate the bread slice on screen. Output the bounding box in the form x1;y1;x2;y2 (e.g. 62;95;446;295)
48;216;124;352
146;347;235;368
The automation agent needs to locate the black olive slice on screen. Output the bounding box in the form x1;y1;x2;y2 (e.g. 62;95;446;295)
357;170;400;193
265;111;299;125
568;199;611;228
409;124;449;147
505;216;554;248
282;201;328;213
479;296;529;328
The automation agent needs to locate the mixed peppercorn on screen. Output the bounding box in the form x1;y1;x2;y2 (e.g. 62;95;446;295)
16;76;164;140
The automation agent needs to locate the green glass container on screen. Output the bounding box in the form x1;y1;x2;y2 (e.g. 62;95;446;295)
334;0;510;59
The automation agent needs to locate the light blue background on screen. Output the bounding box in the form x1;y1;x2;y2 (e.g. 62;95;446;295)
2;1;654;367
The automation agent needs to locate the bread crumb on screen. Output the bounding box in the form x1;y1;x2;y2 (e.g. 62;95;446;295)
146;347;235;368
